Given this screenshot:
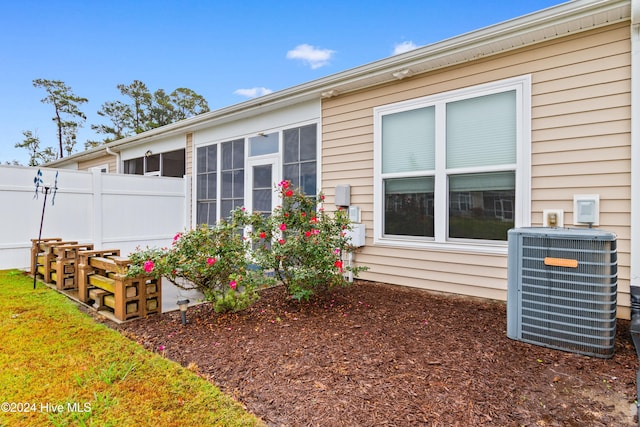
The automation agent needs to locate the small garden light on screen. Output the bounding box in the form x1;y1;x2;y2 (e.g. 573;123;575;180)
176;299;190;326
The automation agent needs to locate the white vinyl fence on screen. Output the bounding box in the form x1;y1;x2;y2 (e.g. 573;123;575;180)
0;165;189;270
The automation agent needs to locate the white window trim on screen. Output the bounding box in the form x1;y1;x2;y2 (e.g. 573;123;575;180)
373;75;531;254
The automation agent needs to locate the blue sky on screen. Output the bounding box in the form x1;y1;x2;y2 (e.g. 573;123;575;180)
0;0;566;165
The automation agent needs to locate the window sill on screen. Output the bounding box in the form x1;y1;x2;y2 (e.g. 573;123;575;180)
373;237;508;256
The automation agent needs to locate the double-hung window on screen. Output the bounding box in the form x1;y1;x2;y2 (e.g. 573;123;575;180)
374;76;530;249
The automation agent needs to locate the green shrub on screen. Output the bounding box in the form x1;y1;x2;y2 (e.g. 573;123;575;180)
128;181;368;309
249;181;368;301
128;209;273;313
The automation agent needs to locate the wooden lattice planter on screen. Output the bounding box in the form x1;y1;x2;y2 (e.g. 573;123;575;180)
31;239;78;284
30;238;61;280
51;243;95;290
77;249;161;322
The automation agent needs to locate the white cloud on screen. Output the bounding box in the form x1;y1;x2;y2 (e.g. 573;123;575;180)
393;41;418;55
234;87;273;98
286;44;335;69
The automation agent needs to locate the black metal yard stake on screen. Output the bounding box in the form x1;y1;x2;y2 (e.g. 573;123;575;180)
32;170;58;289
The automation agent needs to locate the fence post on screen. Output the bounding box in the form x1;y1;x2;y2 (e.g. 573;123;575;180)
184;174;191;229
92;169;104;250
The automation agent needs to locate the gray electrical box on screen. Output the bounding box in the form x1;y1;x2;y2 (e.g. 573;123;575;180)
574;194;599;225
335;184;351;206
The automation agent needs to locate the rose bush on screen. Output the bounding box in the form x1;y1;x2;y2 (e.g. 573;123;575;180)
128;181;367;311
249;181;368;301
127;208;273;313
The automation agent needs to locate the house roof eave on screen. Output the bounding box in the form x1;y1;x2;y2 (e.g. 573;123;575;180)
47;0;631;168
313;0;631;96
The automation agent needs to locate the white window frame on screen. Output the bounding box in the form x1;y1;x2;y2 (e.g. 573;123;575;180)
373;75;531;254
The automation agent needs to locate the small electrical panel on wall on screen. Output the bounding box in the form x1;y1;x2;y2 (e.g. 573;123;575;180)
335;184;351;207
348;206;361;223
542;209;564;227
573;194;599;226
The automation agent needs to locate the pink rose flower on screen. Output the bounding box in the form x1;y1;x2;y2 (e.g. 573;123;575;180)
143;260;154;273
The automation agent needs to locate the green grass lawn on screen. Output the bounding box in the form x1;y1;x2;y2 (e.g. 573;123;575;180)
0;269;264;427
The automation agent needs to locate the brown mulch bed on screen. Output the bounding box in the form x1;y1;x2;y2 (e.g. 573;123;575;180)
114;281;639;426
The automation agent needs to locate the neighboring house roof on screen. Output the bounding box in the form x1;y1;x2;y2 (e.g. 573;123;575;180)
47;0;631;167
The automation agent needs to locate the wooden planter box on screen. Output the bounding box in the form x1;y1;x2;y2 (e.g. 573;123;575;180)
31;239;94;290
77;249;161;322
31;239;77;283
51;244;94;290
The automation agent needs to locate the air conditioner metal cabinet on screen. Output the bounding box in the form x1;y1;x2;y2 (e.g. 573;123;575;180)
506;227;617;358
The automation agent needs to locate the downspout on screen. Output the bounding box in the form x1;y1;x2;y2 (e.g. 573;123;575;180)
629;0;640;424
105;146;120;174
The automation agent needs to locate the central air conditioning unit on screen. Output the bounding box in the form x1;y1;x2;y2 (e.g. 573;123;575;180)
506;227;617;358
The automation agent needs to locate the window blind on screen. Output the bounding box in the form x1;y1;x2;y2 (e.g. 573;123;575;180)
446;90;516;169
382;106;435;173
385;176;435;194
449;171;515;192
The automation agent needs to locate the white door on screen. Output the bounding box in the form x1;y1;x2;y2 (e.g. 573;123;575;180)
246;155;280;216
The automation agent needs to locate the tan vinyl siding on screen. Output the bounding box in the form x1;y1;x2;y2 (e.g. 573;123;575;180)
78;154;117;173
185;133;193;177
322;22;632;317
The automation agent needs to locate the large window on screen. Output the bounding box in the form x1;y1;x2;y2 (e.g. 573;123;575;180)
123;149;185;177
195;123;319;226
375;77;530;246
196;144;217;225
162;149;186;177
123;157;144;175
283;123;317;196
221;139;245;218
